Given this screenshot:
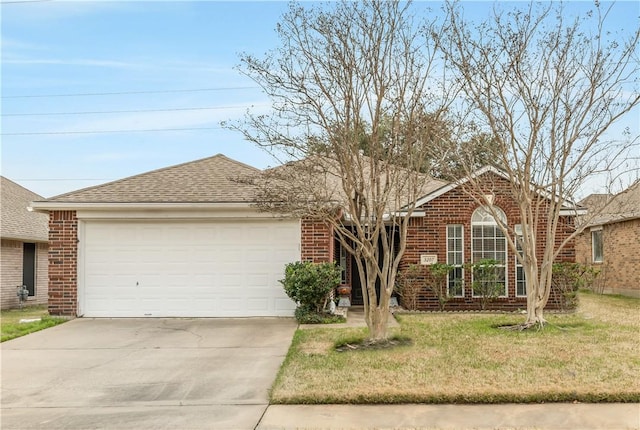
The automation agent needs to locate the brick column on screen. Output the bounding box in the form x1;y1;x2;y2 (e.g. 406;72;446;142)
300;218;333;263
48;211;78;316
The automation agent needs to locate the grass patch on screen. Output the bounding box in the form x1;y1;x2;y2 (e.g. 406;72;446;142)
1;305;69;342
271;292;640;404
335;335;413;352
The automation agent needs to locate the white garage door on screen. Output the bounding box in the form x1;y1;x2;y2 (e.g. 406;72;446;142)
80;220;300;317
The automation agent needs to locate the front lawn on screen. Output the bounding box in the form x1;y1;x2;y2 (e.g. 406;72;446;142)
1;305;68;342
271;291;640;404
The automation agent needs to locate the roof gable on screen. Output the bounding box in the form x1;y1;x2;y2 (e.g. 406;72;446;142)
1;177;48;241
413;166;582;214
582;181;640;225
41;154;261;204
413;166;508;208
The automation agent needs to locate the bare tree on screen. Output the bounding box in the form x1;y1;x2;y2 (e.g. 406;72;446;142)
435;1;639;327
229;0;451;341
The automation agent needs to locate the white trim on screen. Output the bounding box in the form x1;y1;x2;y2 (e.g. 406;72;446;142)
514;225;527;297
342;211;426;222
591;229;604;263
446;224;464;297
471;206;508;298
414;166;509;208
411;166;585;215
77;220;86;317
29;201;255;212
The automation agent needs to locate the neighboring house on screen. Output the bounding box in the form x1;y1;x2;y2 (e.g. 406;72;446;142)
576;182;640;298
31;154;577;317
1;177;49;309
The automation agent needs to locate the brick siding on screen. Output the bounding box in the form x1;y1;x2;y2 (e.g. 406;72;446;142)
576;218;640;298
399;173;574;311
1;239;48;309
300;218;333;263
48;211;78;316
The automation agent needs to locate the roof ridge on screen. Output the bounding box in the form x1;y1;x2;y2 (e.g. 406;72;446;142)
1;176;45;200
42;153;253;202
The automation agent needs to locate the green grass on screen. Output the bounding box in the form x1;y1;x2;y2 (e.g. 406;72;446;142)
1;305;69;342
271;291;640;404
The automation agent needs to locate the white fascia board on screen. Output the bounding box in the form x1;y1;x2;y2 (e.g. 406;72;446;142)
29;201;254;212
342;211;425;222
412;166;581;212
28;201;296;220
559;208;588;216
413;166;507;208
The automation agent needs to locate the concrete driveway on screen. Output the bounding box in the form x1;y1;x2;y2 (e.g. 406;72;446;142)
1;317;297;430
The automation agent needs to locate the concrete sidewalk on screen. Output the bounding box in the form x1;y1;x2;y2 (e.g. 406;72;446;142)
257;403;640;430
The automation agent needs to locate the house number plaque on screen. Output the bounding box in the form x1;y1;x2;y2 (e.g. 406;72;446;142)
420;254;438;265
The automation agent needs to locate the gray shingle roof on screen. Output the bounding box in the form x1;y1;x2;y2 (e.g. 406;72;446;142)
1;177;48;241
581;181;640;226
43;154;261;204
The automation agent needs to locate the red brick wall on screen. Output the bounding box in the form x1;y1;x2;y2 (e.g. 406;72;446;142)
48;211;78;316
400;174;575;311
301;219;333;263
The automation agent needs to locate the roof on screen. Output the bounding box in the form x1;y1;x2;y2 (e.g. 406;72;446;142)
581;181;640;226
1;177;48;242
39;154;261;204
260;154;448;216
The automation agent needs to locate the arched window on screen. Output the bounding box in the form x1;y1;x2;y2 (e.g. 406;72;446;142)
471;206;508;297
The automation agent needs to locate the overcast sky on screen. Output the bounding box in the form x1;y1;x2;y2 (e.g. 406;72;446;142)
2;0;638;198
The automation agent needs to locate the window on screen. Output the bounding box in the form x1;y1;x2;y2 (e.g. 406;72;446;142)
471;206;507;297
446;224;464;296
335;238;348;284
339;245;348;284
23;243;36;297
591;227;603;263
514;224;526;297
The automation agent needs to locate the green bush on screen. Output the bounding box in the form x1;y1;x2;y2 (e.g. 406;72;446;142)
425;263;454;311
469;259;504;310
552;262;600;310
280;261;341;316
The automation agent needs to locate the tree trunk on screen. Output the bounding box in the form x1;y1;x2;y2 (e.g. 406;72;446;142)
367;304;390;341
525;300;546;326
524;262;548;328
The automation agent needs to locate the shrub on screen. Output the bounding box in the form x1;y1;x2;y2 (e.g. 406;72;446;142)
469;259;504;310
425;263;454;311
396;264;424;311
552;262;600;311
294;307;346;324
280;261;341;317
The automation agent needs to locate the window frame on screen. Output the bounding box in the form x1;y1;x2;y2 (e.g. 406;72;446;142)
446;224;464;297
339;244;348;284
591;227;604;263
514;224;527;297
471;206;508;298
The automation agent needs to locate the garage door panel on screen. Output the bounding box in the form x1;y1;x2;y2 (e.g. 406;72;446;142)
81;220;299;317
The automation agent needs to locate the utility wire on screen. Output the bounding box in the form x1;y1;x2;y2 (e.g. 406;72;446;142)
1;86;259;99
14;178;114;181
2;105;258;117
2;126;224;136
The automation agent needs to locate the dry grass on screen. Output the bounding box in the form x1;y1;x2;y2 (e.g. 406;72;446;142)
271;291;640;404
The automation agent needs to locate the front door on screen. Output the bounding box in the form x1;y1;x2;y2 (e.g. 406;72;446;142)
347;227;399;306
